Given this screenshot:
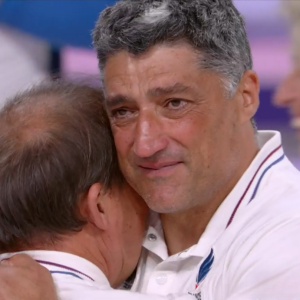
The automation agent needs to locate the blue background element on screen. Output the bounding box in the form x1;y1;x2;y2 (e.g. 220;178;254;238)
0;0;117;48
256;90;289;125
0;1;291;126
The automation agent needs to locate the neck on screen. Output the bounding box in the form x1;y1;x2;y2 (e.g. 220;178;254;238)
161;135;259;256
160;197;221;256
27;230;110;282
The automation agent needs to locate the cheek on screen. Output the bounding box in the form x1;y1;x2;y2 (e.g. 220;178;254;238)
122;212;146;262
170;115;208;150
113;128;132;160
175;113;225;164
122;187;149;237
128;198;148;229
127;202;148;240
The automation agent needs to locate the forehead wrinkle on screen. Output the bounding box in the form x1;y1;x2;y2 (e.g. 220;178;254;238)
147;82;193;98
105;94;135;108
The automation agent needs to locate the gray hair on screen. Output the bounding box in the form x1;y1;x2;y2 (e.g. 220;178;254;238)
93;0;253;97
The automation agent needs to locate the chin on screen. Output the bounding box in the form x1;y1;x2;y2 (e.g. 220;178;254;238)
146;199;182;214
139;186;187;213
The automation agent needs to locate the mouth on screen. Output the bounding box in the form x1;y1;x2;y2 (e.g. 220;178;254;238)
138;162;182;178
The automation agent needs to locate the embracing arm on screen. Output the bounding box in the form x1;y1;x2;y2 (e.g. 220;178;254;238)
0;254;194;300
0;254;57;300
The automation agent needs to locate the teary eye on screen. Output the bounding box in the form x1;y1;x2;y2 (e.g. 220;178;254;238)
166;99;187;109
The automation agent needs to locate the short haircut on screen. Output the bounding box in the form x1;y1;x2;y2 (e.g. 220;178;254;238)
0;80;123;252
93;0;252;96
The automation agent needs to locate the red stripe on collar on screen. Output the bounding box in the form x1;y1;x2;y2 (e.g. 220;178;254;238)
226;145;282;228
36;260;95;282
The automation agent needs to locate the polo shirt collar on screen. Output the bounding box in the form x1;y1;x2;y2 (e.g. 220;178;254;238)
143;211;169;260
0;250;110;287
143;131;285;259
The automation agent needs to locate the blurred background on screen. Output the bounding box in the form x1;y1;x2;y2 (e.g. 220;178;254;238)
0;0;298;167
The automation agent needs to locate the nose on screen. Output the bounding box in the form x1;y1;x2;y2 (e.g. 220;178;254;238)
133;110;168;158
273;70;300;107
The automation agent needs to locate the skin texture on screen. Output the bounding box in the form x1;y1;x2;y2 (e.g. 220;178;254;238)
0;183;148;297
91;183;149;287
42;182;148;288
104;43;260;254
273;69;300;145
0;255;57;300
0;43;260;297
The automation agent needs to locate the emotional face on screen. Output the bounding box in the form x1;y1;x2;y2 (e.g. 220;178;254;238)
104;43;257;214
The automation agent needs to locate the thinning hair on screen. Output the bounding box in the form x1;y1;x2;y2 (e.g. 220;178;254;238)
0;80;123;252
93;0;253;96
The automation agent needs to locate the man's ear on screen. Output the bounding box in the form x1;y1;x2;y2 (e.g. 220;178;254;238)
237;70;260;124
83;183;110;231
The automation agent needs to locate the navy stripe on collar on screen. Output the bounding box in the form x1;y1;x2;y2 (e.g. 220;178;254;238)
50;271;83;280
248;154;285;203
226;145;283;228
36;260;94;282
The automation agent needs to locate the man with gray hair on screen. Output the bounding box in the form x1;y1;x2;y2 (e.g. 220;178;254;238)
2;0;300;299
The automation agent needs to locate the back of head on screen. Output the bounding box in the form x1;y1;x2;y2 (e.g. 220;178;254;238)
93;0;252;95
0;80;122;252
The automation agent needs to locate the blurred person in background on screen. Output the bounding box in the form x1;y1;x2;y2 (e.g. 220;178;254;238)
274;1;300;145
0;24;49;106
0;0;117;106
0;0;49;105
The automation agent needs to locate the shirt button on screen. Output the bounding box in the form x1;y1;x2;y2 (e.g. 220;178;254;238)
148;233;157;241
156;273;168;285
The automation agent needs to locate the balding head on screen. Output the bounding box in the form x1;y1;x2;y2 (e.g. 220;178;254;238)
0;80;122;252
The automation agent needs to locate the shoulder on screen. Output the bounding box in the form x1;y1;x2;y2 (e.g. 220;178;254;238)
53;278;184;300
251;157;300;215
203;201;300;299
210;161;300;297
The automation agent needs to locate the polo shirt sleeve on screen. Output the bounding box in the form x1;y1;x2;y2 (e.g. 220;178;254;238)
224;215;300;300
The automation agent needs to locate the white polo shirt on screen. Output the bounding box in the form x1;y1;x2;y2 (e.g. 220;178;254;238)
0;251;194;300
132;131;300;300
